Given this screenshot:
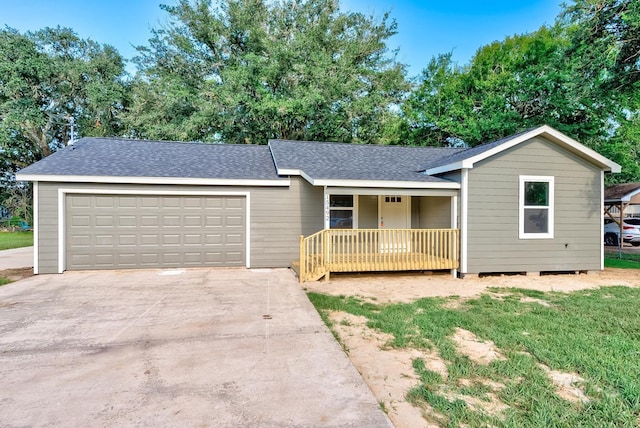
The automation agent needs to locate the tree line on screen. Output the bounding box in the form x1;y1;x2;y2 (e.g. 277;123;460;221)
1;0;638;208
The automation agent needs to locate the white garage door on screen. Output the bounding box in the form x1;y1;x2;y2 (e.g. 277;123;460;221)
65;194;246;270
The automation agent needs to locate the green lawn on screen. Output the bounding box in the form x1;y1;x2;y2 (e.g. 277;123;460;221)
0;231;34;251
309;286;640;427
605;257;640;269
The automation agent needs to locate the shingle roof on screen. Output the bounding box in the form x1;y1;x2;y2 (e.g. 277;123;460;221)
18;125;616;185
604;182;640;202
421;128;536;171
269;139;462;183
18;137;283;180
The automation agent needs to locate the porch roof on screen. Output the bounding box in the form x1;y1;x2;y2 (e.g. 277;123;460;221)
269;139;462;187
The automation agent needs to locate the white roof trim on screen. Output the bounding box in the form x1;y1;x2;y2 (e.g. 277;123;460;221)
311;178;460;189
275;166;459;189
15;174;290;187
425;125;621;175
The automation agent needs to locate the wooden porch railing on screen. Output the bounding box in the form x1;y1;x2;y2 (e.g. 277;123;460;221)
297;228;459;282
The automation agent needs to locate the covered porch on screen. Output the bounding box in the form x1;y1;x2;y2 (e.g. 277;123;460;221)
294;188;461;282
295;228;459;282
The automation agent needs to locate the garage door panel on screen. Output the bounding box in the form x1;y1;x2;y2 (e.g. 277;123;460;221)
184;234;202;245
184;216;202;227
95;196;115;208
205;216;222;227
66;194;246;270
225;233;243;245
141;197;159;208
117;197;137;208
94;254;115;266
117;235;137;246
118;216;137;227
183;198;203;208
139;215;158;227
117;253;138;266
95;216;114;227
141;253;160;265
95;235;115;247
71;215;90;227
163;215;180;227
205;234;222;245
141;235;159;246
70;196;91;209
70;235;91;247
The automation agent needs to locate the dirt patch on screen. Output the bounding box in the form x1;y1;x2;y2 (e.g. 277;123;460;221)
304;269;640;425
303;269;640;303
328;310;443;428
451;328;506;365
0;267;34;282
538;364;590;404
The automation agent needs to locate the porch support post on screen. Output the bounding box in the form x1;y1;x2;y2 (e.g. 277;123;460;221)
323;186;330;229
451;194;458;278
460;169;469;275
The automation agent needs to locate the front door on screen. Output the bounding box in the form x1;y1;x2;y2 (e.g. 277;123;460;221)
379;195;410;229
379;196;410;252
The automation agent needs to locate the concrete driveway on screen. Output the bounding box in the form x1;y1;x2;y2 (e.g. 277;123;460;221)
0;268;391;427
0;246;33;270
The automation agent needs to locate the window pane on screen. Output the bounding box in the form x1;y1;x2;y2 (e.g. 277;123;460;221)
525;182;548;206
330;210;352;229
524;208;548;233
330;195;353;208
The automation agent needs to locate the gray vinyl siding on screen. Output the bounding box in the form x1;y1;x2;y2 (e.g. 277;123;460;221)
418;197;451;228
465;136;602;273
359;195;378;228
36;177;323;273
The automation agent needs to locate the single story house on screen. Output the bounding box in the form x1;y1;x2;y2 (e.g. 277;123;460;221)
16;125;620;280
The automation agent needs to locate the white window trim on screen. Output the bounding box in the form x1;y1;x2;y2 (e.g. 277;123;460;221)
324;191;358;229
519;175;554;239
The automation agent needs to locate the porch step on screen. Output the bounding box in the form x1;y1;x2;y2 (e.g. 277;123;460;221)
290;261;301;278
291;260;329;282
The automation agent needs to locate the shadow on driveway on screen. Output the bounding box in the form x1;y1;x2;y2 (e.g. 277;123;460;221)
0;268;391;427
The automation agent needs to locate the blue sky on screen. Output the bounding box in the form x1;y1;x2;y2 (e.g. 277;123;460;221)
1;0;562;77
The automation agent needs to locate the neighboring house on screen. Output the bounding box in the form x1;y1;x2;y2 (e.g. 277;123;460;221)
16;125;620;279
604;182;640;219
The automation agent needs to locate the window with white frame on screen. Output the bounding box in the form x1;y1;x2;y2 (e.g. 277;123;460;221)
519;176;554;239
329;195;354;229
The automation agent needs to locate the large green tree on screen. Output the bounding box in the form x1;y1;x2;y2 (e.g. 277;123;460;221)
0;27;128;183
125;0;408;144
562;0;640;183
402;27;609;148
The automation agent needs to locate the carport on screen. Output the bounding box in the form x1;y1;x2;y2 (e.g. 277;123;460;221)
604;182;640;252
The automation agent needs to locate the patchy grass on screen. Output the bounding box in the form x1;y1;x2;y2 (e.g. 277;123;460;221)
0;231;33;251
0;277;10;286
605;257;640;269
308;286;640;427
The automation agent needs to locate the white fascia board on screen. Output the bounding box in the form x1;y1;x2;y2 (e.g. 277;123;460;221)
272;167;460;190
311;178;460;189
275;168;302;176
423;161;467;176
424;125;621;175
540;126;621;173
15;174;290;187
327;187;459;197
